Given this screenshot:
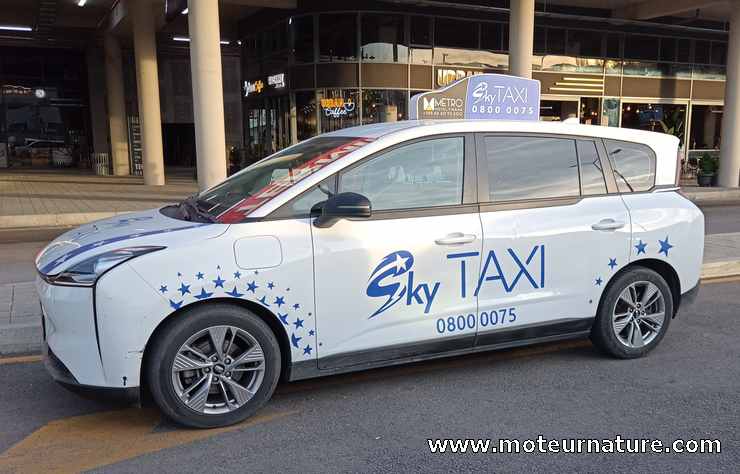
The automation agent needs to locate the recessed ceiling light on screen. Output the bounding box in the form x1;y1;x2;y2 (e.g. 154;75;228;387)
0;25;33;32
181;8;188;14
172;36;190;42
78;0;87;6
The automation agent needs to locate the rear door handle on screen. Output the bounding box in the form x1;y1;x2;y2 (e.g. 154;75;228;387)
591;218;626;231
435;232;477;245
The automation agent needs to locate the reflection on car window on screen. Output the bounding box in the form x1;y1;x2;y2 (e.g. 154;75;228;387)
605;139;656;192
577;140;607;196
485;136;580;202
339;137;464;211
201;136;373;223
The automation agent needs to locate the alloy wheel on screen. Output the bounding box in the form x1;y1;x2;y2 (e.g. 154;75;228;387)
612;281;666;348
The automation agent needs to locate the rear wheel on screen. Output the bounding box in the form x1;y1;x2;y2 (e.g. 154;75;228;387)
147;304;281;428
591;267;673;359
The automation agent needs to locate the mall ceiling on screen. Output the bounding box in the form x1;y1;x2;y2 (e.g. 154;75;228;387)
0;0;731;50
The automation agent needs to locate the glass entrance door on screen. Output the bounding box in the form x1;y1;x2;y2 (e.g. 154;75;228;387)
540;99;579;121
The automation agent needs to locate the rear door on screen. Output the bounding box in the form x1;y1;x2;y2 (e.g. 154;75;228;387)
473;133;631;346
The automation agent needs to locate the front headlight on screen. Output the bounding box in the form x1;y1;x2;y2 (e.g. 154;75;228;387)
47;246;165;286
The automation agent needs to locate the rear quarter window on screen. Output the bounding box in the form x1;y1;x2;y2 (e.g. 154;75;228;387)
604;139;656;192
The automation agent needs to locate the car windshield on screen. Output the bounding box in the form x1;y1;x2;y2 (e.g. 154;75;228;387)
197;136;373;223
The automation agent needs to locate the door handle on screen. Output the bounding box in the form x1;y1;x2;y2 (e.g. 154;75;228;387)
591;218;626;231
435;232;477;245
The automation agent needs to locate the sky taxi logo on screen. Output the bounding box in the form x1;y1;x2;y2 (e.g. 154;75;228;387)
366;251;440;319
366;246;546;319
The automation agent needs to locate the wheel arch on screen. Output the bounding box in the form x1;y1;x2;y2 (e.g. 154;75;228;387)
601;258;681;317
140;298;294;399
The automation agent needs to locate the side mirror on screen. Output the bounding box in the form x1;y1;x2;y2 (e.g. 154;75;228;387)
313;192;372;228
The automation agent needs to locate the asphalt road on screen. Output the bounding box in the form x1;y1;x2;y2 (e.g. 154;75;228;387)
1;204;739;285
0;281;737;473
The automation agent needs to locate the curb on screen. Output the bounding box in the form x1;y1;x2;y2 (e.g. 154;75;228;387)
0;211;122;229
0;260;739;358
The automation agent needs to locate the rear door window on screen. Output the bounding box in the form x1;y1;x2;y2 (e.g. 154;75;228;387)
604;139;656;192
577;140;607;196
482;136;580;202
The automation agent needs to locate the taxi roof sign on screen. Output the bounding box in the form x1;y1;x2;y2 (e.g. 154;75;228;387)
409;73;540;121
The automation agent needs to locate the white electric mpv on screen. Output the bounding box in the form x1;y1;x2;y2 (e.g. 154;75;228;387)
36;120;703;428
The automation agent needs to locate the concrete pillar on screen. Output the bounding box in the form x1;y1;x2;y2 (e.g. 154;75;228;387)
103;35;130;176
508;0;535;79
188;0;227;190
720;3;740;187
131;0;165;185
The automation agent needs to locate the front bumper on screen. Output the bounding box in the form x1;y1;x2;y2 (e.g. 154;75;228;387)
43;341;139;403
679;280;701;310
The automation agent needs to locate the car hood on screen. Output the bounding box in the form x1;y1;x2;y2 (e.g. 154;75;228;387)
36;208;229;276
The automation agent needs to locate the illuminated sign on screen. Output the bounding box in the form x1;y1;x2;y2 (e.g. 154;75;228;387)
268;73;285;89
436;69;483;88
243;80;264;97
320;97;356;118
410;73;540;121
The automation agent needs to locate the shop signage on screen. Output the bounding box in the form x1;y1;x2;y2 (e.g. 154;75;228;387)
409;73;540;121
268;73;285;89
320;97;356;118
243;80;264;97
436;68;483;88
243;72;287;97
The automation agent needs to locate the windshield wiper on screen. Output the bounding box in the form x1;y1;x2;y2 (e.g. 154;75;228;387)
179;196;217;223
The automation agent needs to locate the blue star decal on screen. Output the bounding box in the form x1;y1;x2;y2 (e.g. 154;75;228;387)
291;333;302;348
658;236;674;256
233;271;242;279
595;277;603;286
217;265;221;270
303;345;312;355
635;240;647;255
254;270;259;275
225;286;244;297
274;296;285;307
258;295;270;306
169;299;183;310
608;258;617;270
177;272;182;277
213;276;225;288
159;285;168;293
308;329;315;336
278;313;289;325
286;288;291;292
293;318;304;329
268;282;275;290
293;303;300;310
246;281;258;293
194;287;214;300
195;272;204;280
178;283;191;295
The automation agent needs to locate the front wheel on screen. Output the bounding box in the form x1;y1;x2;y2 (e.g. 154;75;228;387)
591;267;673;359
147;304;281;428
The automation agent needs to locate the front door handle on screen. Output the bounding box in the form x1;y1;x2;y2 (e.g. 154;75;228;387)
591;218;626;231
435;232;477;245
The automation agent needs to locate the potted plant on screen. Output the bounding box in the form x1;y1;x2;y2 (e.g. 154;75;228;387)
697;153;717;187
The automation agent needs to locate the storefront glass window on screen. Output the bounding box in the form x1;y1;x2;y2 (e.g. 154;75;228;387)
361;90;407;125
694;41;710;63
410;47;432;65
602;98;621;127
361;13;408;63
295;91;317;141
565;30;603;57
547;28;566;55
693;65;725;80
660;38;676;62
435;18;478;49
677;38;691;62
292;15;314;63
580;98;601;125
624;35;659;60
318;89;359;133
410;16;431;46
434;48;507;69
711;41;727;66
689;105;722;150
621;102;686;147
622;61;691;77
534;27;546;54
533;55;603;74
606;33;621;58
319;14;357;62
480;23;505;52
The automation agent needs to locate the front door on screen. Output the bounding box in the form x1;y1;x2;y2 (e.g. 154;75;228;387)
312;135;482;369
474;134;631;345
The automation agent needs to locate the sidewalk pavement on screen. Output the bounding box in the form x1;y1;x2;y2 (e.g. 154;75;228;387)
0;170;197;229
1;232;739;356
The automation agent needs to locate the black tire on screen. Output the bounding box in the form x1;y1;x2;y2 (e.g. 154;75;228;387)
591;267;673;359
146;303;281;428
